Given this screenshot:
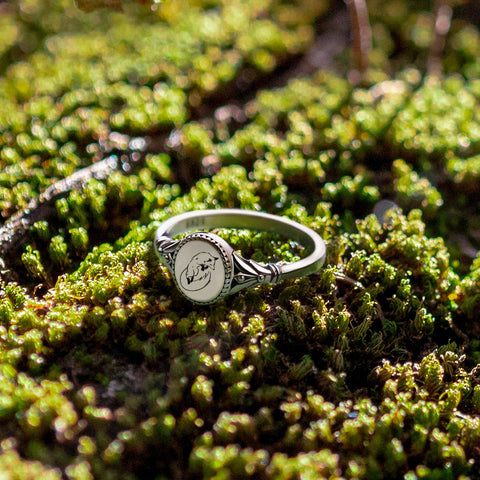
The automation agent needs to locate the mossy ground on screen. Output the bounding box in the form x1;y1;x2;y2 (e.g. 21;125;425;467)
1;0;480;479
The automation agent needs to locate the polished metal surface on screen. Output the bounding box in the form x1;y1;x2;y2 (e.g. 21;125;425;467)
155;209;326;304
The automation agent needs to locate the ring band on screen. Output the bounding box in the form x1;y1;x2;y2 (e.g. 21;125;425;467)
154;209;326;304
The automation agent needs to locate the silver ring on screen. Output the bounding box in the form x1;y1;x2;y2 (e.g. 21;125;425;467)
154;209;326;305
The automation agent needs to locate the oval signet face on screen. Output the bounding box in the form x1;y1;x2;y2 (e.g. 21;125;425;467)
173;238;227;303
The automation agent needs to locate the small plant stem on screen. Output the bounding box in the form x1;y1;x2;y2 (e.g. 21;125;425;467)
427;0;453;77
345;0;372;85
334;271;365;290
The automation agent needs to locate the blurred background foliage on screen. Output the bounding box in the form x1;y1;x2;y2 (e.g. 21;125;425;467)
1;0;480;479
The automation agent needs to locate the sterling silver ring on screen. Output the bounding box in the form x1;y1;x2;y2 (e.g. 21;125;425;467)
154;209;326;305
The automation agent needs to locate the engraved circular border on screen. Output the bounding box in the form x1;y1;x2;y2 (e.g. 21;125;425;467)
171;232;233;305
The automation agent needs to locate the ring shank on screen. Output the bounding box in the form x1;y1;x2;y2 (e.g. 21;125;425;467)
155;209;326;279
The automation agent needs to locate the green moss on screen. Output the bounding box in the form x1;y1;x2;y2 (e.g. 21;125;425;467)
1;0;480;478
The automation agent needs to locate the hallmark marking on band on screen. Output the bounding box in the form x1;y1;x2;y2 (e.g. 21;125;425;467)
185;217;206;229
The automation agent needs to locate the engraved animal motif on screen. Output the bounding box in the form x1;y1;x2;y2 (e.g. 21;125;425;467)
180;252;219;291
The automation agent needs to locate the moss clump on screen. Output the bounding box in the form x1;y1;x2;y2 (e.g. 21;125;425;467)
1;0;480;478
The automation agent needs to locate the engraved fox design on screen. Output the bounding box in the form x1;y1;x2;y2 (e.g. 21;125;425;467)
179;252;219;291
